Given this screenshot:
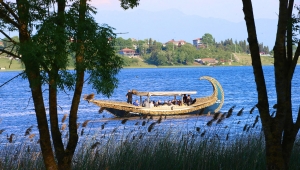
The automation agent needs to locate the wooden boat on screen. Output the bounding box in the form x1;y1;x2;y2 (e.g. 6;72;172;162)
84;76;224;117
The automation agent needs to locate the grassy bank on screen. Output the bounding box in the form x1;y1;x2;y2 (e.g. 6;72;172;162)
0;53;277;71
0;57;24;70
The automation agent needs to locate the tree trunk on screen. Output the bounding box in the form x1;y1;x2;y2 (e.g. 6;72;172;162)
242;0;300;169
57;0;87;169
16;1;58;169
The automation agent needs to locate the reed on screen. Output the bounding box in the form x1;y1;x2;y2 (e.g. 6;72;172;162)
148;122;156;132
2;127;300;169
2;106;300;170
61;114;68;123
82;120;90;127
24;126;33;136
29;134;35;139
121;119;128;124
226;105;235;118
237;107;244;116
0;129;5;134
61;123;67;131
249;105;256;114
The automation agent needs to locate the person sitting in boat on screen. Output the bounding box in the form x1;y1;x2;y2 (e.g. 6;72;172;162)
158;100;163;105
154;101;159;107
133;100;139;106
149;101;154;108
167;100;173;106
186;95;193;106
142;99;148;107
171;100;176;105
183;94;187;103
192;98;197;105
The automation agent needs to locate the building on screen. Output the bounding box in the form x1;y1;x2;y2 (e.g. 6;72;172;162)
193;38;206;49
166;39;186;47
201;58;218;65
119;48;136;56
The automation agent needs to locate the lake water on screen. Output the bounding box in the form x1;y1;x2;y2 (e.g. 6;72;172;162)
1;66;300;144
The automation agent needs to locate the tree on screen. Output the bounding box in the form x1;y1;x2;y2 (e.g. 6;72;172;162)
114;37;134;50
0;0;139;169
202;33;214;47
242;0;300;169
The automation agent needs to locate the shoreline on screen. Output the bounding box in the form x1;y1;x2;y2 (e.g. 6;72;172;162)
0;64;277;72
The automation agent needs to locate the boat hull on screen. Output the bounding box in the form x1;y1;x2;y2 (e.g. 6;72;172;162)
87;76;224;117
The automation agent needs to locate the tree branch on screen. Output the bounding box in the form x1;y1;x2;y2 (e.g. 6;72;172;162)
0;30;18;45
294;106;300;128
0;48;20;59
286;0;294;62
0;71;24;88
0;9;19;28
242;0;270;118
0;0;19;23
288;41;300;81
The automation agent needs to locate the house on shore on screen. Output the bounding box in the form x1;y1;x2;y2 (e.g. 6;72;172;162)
201;58;218;65
165;39;186;47
119;48;136;57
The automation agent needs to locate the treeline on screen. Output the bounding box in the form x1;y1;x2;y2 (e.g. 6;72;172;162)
114;33;271;66
0;34;271;66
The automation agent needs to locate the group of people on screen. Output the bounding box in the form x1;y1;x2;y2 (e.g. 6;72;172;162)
183;94;193;106
126;90;195;107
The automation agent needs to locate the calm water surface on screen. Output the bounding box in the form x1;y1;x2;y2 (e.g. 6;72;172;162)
1;66;300;144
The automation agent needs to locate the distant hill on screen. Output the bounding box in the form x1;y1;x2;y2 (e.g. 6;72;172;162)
96;9;277;49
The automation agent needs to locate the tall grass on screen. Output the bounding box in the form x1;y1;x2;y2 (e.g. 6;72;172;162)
1;107;300;170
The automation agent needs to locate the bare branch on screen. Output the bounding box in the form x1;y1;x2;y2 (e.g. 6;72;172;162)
0;71;24;88
62;88;70;100
0;1;19;22
0;9;19;28
0;30;18;45
0;48;20;59
23;88;49;109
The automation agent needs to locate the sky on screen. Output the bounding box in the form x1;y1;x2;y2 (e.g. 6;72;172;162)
2;1;300;48
91;0;282;23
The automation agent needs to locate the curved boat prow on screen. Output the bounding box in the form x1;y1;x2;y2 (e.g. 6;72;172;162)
200;76;224;114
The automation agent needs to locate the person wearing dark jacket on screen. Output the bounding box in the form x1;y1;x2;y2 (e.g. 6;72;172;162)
126;90;133;104
186;95;193;106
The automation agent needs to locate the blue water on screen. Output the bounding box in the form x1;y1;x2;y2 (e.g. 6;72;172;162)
1;66;300;144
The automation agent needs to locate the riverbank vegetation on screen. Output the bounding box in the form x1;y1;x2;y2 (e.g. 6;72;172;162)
1;108;300;170
0;33;277;70
0;50;275;71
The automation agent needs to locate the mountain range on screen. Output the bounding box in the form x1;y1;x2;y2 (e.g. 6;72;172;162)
95;9;277;49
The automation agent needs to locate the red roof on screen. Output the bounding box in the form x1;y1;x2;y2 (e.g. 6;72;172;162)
120;48;135;52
